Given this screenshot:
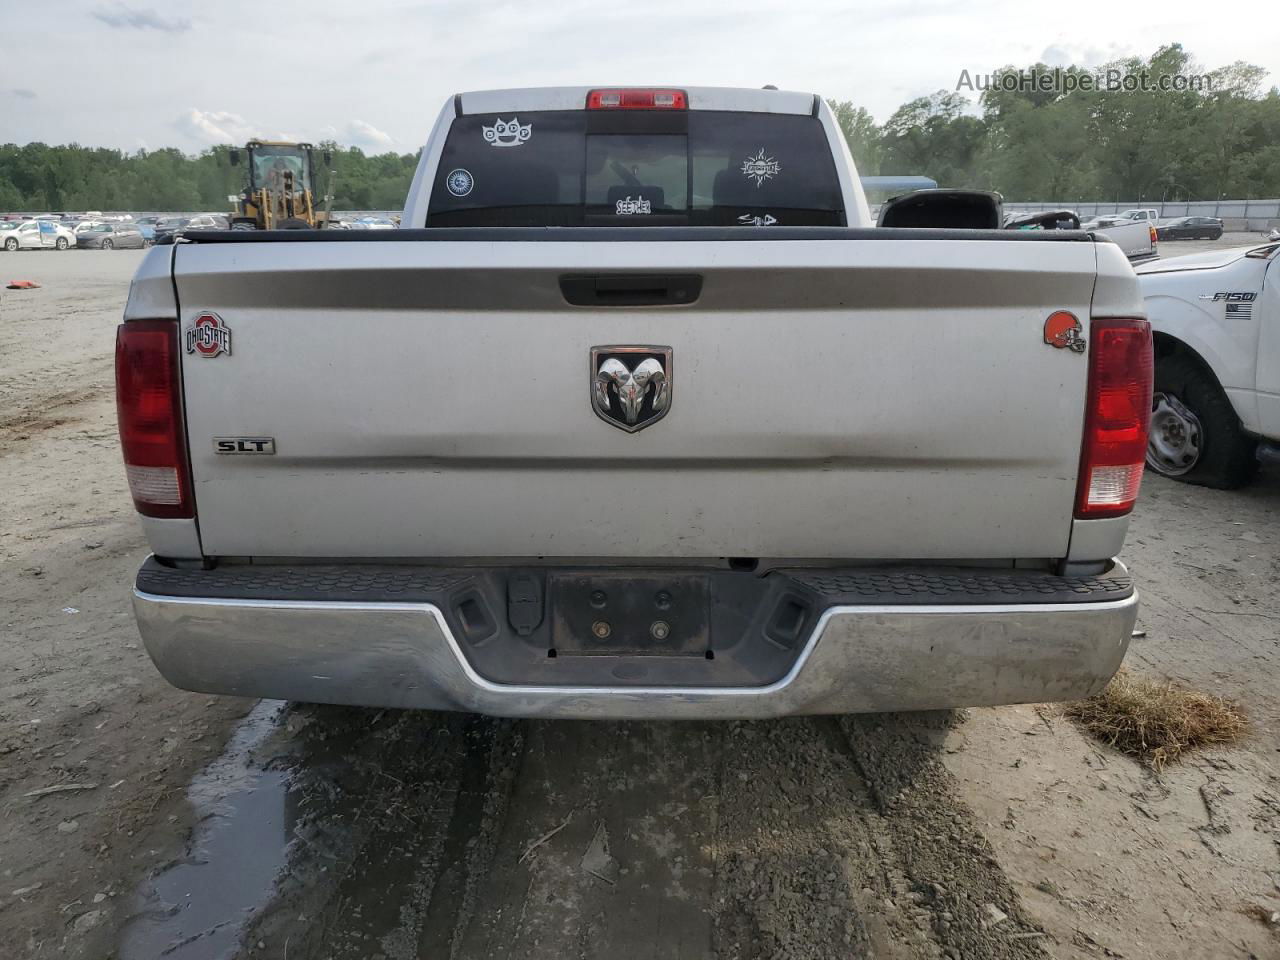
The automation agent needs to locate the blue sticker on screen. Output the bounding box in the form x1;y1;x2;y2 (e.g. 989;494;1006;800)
446;168;474;197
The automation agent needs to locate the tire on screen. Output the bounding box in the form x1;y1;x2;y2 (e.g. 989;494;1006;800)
3;237;16;252
55;236;68;250
102;238;113;250
1147;353;1259;489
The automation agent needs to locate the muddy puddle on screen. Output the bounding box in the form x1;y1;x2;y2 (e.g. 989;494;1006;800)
112;701;500;959
116;701;295;959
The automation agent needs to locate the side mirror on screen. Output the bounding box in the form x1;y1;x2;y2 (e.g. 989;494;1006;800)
229;149;241;166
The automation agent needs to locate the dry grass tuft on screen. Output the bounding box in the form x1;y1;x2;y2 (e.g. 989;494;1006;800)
1064;669;1248;769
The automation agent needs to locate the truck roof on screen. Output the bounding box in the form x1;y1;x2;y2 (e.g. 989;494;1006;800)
455;85;818;117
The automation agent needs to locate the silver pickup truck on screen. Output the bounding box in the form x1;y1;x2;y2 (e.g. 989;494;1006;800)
117;86;1152;719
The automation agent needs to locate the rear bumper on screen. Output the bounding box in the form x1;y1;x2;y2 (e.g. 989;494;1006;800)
132;561;1136;719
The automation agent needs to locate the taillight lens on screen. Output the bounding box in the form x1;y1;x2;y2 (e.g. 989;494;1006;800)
115;320;192;518
1149;224;1158;247
1075;318;1153;519
586;89;688;110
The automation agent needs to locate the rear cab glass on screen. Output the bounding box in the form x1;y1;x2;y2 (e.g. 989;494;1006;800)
427;110;844;227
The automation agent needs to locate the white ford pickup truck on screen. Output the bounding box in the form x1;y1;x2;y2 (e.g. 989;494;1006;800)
1138;240;1280;487
117;86;1152;719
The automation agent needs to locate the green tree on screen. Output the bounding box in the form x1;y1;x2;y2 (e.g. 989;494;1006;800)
828;100;881;175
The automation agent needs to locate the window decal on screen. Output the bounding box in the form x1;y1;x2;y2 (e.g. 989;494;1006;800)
741;148;781;187
615;195;652;216
482;117;532;147
446;169;474;197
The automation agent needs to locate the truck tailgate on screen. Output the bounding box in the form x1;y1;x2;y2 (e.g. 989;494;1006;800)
173;235;1098;560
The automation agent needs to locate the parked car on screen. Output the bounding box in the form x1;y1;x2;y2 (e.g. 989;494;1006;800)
0;219;75;251
118;85;1150;721
182;214;229;233
1118;208;1160;223
1156;217;1224;241
76;221;148;249
1137;239;1279;487
153;217;191;242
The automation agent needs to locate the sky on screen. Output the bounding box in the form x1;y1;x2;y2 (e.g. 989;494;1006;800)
0;0;1275;155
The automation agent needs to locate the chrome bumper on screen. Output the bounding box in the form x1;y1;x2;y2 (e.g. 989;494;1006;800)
133;588;1136;719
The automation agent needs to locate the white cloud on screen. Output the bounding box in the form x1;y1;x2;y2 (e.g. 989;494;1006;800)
174;109;294;146
1039;42;1139;69
343;119;396;151
92;3;191;33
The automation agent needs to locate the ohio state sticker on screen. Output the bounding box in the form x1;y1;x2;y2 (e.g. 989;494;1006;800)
186;312;232;358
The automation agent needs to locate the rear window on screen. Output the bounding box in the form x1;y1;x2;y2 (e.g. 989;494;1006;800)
426;110;844;227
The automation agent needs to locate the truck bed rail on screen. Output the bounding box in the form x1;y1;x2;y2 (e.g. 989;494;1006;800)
165;226;1102;245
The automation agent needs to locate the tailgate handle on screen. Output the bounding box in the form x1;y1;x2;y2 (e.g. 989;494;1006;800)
559;274;702;307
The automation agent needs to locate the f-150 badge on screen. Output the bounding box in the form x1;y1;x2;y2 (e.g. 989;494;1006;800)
186;312;231;358
1043;311;1086;354
591;346;672;432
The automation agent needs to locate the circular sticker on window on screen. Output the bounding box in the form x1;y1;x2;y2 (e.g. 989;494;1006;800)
446;168;474;197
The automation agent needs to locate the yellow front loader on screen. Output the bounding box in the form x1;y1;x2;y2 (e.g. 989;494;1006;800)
228;141;334;230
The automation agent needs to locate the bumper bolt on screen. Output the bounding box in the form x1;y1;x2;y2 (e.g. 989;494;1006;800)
591;620;611;639
650;620;671;641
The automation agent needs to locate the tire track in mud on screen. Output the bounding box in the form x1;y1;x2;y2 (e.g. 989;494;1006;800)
212;708;1048;959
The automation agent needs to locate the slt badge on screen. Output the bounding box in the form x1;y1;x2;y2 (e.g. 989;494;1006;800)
591;346;672;433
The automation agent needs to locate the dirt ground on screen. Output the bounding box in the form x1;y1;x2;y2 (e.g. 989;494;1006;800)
0;239;1276;959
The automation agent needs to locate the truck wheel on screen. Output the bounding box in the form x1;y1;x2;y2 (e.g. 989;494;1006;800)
1147;354;1258;488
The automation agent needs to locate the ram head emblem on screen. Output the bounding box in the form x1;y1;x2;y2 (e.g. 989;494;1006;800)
590;347;673;432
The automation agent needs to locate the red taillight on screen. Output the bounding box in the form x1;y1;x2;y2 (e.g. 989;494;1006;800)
1075;318;1153;519
115;319;192;519
586;89;687;110
1149;224;1158;247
